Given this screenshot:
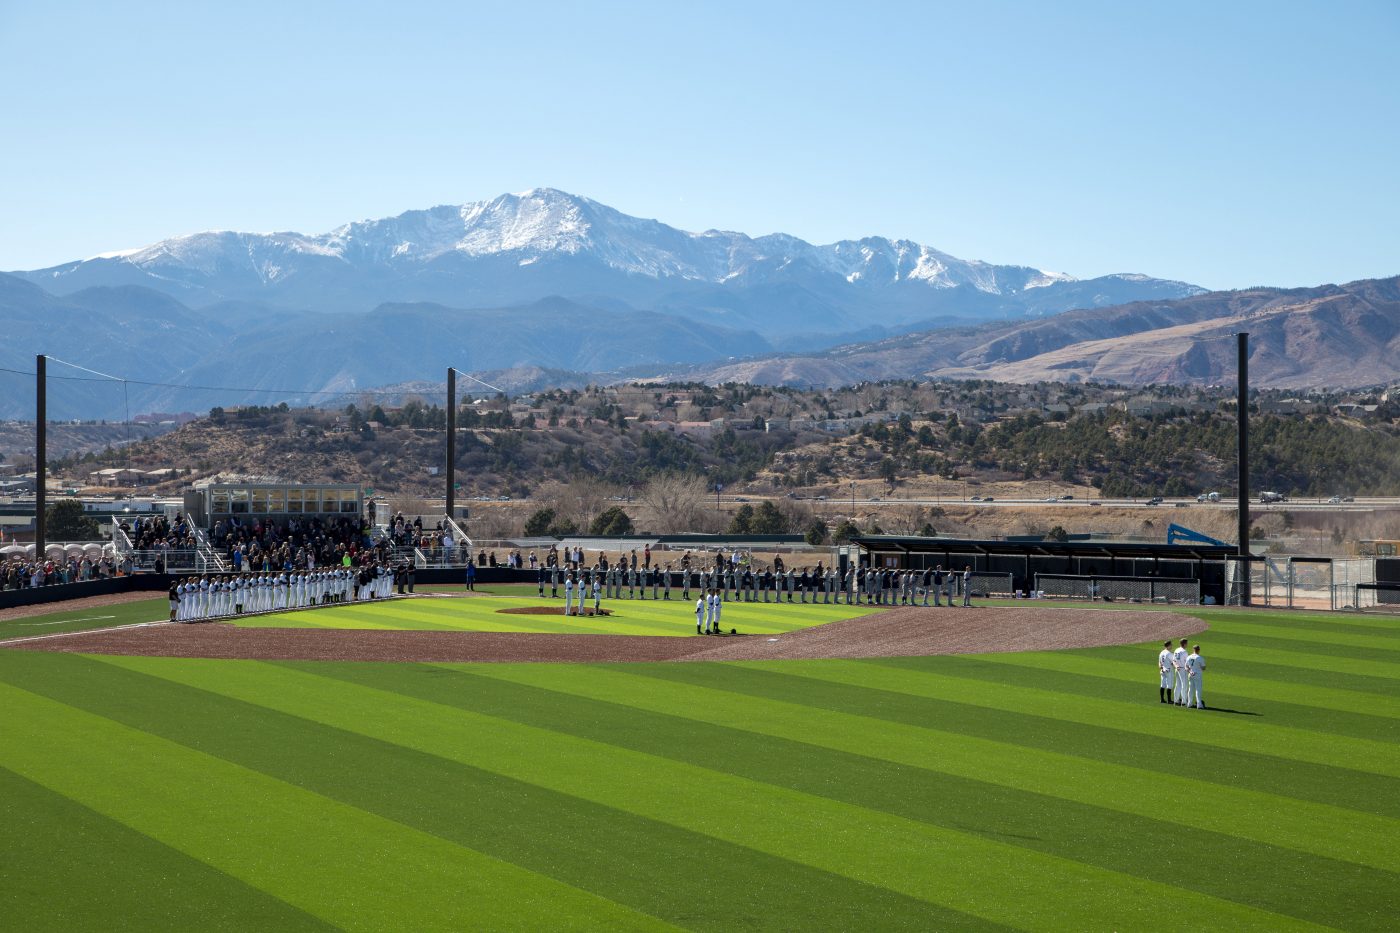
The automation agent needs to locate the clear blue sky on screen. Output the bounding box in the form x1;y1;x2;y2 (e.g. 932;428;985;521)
1;0;1396;290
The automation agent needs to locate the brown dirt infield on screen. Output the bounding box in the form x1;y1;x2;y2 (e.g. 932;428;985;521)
8;606;1206;664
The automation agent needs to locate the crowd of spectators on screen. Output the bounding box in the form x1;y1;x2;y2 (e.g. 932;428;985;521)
1;554;125;590
122;513;200;552
211;515;385;572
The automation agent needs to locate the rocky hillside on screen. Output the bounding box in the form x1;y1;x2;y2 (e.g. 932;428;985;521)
653;276;1400;389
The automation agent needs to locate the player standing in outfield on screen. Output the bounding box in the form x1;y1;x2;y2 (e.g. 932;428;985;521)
563;572;575;616
712;588;723;633
168;580;181;622
1185;645;1207;709
695;591;705;634
1158;641;1174;703
961;566;973;606
1172;638;1190;705
591;573;602;613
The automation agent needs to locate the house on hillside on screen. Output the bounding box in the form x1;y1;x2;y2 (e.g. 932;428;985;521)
88;467;146;487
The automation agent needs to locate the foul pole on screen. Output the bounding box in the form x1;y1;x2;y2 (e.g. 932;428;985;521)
446;368;456;522
1236;332;1251;606
35;354;46;561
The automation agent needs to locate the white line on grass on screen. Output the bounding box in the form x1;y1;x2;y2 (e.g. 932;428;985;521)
0;620;175;646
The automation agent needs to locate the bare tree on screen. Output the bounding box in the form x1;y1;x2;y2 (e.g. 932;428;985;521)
636;473;711;533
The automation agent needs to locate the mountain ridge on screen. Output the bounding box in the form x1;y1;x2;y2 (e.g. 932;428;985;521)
639;276;1400;390
11;188;1202;337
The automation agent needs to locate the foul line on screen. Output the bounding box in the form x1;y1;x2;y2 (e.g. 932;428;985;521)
0;619;175;647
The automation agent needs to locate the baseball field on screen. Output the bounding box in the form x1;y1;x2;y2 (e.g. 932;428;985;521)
1;595;1395;930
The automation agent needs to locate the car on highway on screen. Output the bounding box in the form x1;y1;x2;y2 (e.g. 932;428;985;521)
867;496;881;501
1343;496;1355;502
1060;495;1074;500
1146;496;1164;505
983;496;995;502
1259;491;1288;503
970;495;983;502
1196;491;1221;503
1328;495;1342;504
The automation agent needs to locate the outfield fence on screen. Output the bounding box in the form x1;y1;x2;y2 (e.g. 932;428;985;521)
1033;573;1201;604
969;573;1015;598
1337;582;1400;612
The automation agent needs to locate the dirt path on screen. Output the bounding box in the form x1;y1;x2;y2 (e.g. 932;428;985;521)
9;606;1206;663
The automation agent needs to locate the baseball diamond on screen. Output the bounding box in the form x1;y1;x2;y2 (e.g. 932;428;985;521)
0;594;1396;930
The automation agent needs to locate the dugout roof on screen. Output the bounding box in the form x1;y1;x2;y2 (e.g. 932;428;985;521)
851;535;1238;562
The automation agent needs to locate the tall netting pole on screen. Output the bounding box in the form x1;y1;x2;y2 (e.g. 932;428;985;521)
446;368;456;523
35;354;46;561
1237;332;1251;606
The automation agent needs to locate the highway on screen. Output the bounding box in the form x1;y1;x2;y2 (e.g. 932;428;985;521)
740;495;1400;512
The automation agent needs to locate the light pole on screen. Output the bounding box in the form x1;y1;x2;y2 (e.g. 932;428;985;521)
850;482;856;516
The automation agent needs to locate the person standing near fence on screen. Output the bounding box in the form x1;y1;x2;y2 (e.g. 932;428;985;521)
1185;644;1206;709
962;566;973;607
1158;640;1174;703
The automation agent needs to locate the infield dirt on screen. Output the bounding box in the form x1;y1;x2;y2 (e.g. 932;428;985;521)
11;605;1206;664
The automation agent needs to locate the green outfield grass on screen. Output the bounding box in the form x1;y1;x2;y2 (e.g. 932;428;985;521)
1;606;1396;930
0;597;166;640
229;592;873;636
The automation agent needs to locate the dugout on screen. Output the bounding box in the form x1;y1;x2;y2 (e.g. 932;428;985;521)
851;535;1233;605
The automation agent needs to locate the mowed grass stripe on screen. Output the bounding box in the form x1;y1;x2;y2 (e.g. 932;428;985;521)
0;598;167;641
891;654;1400;771
232;595;864;636
1077;643;1400;694
6;654;972;932
1198;611;1400;636
1197;619;1400;651
625;661;1400;863
751;657;1400;819
974;644;1400;722
306;660;1394;931
470;662;1400;876
0;765;333;933
92;655;1292;932
1186;628;1400;665
0;679;669;932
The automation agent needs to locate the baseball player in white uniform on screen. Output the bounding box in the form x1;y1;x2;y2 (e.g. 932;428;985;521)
1185;645;1206;709
695;594;705;634
711;590;723;634
1158;640;1174;703
1172;638;1190;706
563;574;575;616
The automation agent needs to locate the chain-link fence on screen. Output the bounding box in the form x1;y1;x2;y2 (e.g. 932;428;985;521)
1034;573;1201;604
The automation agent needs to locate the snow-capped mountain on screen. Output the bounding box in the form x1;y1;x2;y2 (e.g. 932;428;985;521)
13;189;1201;336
